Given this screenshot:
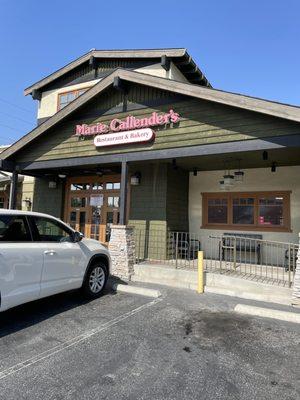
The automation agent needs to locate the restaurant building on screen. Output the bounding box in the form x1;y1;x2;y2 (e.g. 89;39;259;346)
1;48;300;274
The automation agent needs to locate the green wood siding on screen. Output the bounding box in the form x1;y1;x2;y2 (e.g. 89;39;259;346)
15;85;300;163
43;59;157;92
32;178;63;218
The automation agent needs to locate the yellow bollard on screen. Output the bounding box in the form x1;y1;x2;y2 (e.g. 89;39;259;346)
197;251;204;294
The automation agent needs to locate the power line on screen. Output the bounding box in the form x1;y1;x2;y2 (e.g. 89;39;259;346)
0;111;33;126
0;97;33;114
0;122;25;139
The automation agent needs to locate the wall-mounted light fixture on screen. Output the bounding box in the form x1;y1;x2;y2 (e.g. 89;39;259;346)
22;198;32;210
49;181;57;189
172;159;178;170
271;162;277;172
219;180;225;190
223;173;234;187
130;171;141;186
58;174;67;179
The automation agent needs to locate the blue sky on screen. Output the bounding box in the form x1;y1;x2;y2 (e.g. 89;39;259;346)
0;0;299;145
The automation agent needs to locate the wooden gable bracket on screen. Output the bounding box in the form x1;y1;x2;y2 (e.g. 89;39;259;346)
113;76;129;112
113;76;128;94
161;55;171;71
31;89;41;101
89;55;98;78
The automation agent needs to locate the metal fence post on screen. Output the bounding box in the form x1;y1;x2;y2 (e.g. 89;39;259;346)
197;251;204;294
175;232;179;269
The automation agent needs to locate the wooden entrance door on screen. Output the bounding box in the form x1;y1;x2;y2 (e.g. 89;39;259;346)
65;176;121;243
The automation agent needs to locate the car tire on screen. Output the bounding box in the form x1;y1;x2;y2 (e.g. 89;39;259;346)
82;262;108;298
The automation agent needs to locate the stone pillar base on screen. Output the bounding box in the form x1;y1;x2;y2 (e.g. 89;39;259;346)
109;225;135;281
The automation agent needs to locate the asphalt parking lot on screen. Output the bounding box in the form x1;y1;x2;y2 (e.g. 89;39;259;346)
0;283;299;400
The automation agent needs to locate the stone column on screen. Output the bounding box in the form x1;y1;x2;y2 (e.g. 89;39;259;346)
109;225;135;281
292;233;300;306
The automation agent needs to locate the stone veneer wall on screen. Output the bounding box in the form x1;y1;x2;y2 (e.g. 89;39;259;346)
109;225;135;280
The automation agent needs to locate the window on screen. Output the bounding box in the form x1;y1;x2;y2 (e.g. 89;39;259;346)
33;217;73;242
106;182;120;190
107;196;120;208
58;88;89;110
232;197;255;225
0;215;31;242
71;197;87;208
0;197;5;208
259;196;284;226
202;192;291;232
207;198;228;224
70;183;90;191
92;183;104;191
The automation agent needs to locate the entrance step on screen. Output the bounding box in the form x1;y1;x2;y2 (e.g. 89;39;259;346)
132;263;293;306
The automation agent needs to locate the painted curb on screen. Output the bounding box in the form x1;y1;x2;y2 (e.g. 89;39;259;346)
113;283;161;298
205;286;291;306
234;304;300;324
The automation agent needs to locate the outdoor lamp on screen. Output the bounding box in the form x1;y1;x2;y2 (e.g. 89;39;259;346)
234;159;244;183
22;198;32;210
48;181;57;189
234;170;244;183
223;174;234;186
219;180;226;190
130;172;141;186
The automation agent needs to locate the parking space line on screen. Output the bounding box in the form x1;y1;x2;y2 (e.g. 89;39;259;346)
0;297;163;381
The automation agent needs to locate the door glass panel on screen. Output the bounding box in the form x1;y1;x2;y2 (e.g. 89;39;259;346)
79;212;86;234
108;196;120;207
90;195;103;207
0;197;4;208
71;197;87;207
90;205;102;241
106;212;114;242
69;211;76;230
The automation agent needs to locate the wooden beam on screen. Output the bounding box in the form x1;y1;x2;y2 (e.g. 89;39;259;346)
119;161;128;225
24;49;187;95
161;55;171;71
17;135;300;173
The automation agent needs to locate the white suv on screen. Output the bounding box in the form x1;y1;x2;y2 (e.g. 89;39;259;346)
0;210;111;312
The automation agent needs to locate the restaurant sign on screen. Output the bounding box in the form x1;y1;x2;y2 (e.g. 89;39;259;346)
75;109;180;147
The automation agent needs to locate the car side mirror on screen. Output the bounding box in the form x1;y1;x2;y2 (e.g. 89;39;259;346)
73;231;84;242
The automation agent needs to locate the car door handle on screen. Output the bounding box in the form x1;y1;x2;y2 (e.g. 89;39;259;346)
44;250;57;255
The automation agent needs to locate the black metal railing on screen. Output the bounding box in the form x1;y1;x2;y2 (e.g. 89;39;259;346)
133;229;298;287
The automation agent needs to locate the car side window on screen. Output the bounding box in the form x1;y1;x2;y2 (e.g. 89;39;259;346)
33;217;73;243
0;215;32;242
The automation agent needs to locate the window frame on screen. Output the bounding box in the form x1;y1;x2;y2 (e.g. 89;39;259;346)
57;86;91;111
201;191;291;232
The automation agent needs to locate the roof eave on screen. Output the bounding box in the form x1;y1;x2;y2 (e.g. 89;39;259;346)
24;48;189;96
5;68;300;161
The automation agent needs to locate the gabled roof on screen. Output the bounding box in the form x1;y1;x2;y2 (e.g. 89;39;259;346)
24;48;211;95
3;68;300;161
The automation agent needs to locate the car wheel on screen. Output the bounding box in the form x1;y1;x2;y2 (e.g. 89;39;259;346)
82;262;108;298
